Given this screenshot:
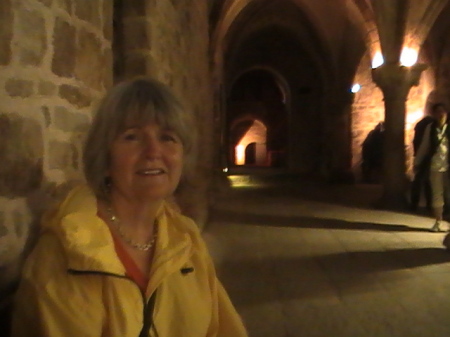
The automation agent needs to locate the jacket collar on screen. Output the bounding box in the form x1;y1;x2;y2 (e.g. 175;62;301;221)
48;186;125;275
46;185;193;279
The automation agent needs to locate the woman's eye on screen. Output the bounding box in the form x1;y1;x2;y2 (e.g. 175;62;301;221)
122;130;140;141
161;132;179;143
124;134;136;140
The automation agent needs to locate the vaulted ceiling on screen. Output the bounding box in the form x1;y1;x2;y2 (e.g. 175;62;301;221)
209;0;450;94
208;0;450;175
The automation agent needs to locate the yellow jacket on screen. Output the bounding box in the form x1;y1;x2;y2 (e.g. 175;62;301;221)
11;186;248;337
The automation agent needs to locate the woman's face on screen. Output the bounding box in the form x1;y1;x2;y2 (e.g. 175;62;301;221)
108;122;184;203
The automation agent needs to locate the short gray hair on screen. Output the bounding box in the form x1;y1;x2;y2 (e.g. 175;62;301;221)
83;77;196;200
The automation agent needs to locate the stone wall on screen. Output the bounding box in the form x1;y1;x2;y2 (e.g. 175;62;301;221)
351;54;385;180
0;0;111;330
0;2;213;328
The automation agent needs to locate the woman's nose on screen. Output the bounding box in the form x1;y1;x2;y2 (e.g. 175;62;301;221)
143;136;162;158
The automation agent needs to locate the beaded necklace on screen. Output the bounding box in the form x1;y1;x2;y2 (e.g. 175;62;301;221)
106;207;157;251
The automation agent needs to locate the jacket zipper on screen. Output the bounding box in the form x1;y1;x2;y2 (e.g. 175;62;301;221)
67;269;157;336
139;290;157;337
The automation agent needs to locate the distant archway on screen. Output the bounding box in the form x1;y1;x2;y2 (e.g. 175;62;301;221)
245;143;256;165
227;69;288;168
232;119;267;166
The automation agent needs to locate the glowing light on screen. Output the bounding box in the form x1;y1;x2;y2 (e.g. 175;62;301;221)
400;47;418;67
351;84;361;93
406;110;424;126
222;168;228;173
235;145;245;165
233;120;268;166
372;51;384;68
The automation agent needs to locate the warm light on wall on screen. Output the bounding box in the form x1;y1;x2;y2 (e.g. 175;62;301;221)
406;109;424;128
372;51;384;68
400;47;418;67
233;120;268;166
235;144;245;165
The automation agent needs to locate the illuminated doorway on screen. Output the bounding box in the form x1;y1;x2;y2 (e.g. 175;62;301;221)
226;69;288;168
233;119;268;166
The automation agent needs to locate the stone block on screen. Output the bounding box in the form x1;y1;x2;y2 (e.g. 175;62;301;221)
52;18;76;78
0;212;24;298
41;106;51;127
5;78;33;98
55;0;71;13
59;84;92;108
0;0;12;65
103;0;113;40
71;143;80;170
0;213;7;238
181;9;192;31
102;49;113;88
75;29;103;90
38;81;57;96
74;0;100;27
48;140;75;170
123;19;151;50
124;53;155;78
17;8;46;66
0;114;43;198
12;211;24;238
53;106;89;132
122;0;147;17
37;0;52;7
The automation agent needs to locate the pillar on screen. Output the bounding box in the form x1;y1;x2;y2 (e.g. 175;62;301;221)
372;62;427;209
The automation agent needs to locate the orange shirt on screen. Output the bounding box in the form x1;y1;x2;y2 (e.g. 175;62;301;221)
111;232;149;293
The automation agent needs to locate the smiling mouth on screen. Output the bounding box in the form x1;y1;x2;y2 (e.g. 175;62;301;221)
137;168;165;175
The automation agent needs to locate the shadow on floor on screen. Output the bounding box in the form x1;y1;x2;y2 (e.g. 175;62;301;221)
218;247;450;306
219;179;385;209
210;209;431;232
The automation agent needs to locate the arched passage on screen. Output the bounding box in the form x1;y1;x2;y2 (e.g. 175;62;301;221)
227;69;288;168
232;119;267;166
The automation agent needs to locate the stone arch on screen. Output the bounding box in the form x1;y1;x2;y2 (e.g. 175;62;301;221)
210;0;374;178
230;117;268;166
226;69;289;169
228;65;291;106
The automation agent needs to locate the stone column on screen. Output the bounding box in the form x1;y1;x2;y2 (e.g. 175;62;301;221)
372;62;427;209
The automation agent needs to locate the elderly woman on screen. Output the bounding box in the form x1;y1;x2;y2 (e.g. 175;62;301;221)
11;78;248;337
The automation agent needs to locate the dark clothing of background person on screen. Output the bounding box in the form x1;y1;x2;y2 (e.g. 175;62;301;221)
361;122;384;183
414;104;450;232
413;116;435;155
410;115;434;211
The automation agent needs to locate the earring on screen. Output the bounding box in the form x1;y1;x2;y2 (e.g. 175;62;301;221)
103;177;112;195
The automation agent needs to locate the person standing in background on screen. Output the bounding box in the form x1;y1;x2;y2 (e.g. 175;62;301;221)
410;114;434;212
414;103;450;232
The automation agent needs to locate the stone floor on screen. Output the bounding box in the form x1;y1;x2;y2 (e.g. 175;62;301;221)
204;176;450;337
